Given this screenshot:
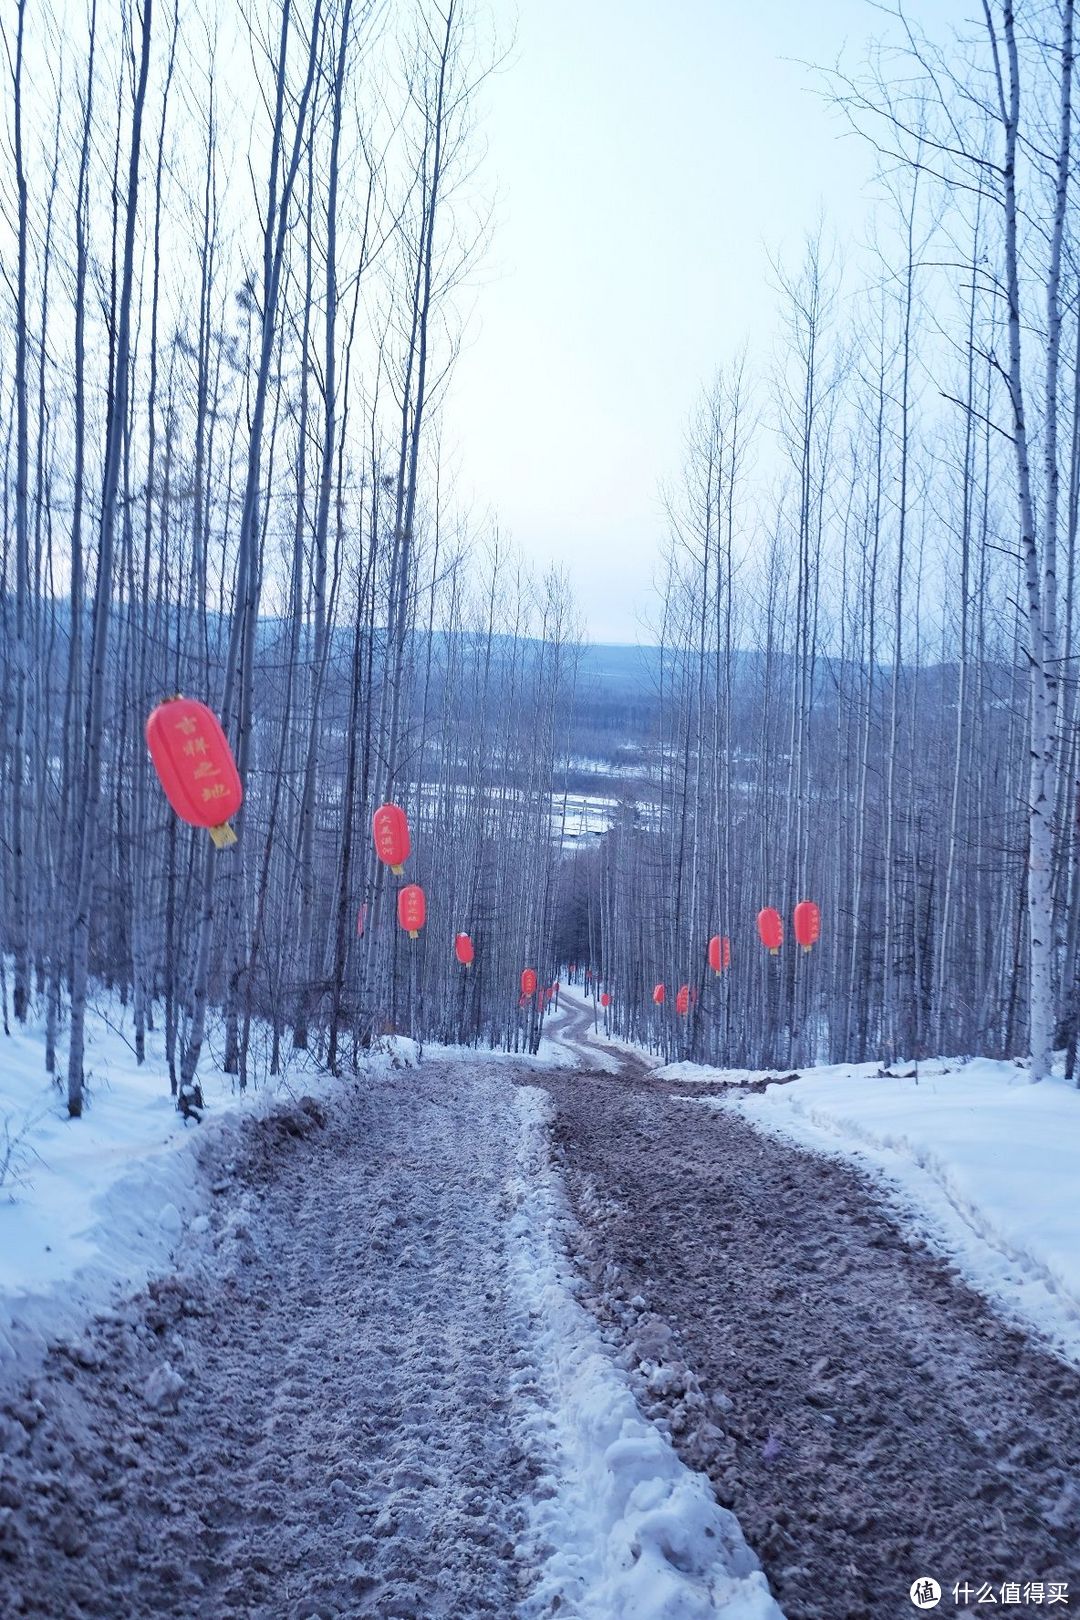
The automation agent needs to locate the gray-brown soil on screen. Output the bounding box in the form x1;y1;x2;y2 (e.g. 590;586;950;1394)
535;1014;1080;1620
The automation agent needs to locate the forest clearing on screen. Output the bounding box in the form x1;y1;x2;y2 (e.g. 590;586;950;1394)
4;0;1080;1613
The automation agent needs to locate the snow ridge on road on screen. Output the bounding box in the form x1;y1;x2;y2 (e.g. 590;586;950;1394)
509;1084;783;1620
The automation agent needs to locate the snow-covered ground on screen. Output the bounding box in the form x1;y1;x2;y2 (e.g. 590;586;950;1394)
585;1018;1080;1368
0;990;599;1388
393;998;597;1071
0;994;332;1394
553;990;660;1074
706;1055;1080;1366
0;990;784;1616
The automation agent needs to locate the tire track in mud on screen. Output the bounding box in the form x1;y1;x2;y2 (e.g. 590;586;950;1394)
0;1078;532;1620
534;1057;1080;1620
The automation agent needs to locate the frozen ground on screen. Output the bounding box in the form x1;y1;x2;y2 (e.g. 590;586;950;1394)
536;1053;1080;1620
0;1006;780;1619
5;988;1078;1619
558;1001;1080;1369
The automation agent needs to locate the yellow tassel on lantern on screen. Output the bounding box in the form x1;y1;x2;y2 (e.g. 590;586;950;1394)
209;823;238;849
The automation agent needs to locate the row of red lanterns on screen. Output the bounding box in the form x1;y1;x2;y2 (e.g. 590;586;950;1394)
375;802;546;999
603;906;822;1018
145;701;820;1010
757;901;821;954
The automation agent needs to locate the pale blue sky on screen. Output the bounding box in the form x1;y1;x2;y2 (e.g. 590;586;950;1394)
447;0;968;642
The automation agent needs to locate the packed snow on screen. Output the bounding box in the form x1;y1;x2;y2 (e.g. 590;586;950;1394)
0;988;786;1616
552;990;658;1074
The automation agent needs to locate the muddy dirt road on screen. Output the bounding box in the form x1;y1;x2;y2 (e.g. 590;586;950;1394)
537;1012;1080;1620
0;1079;534;1620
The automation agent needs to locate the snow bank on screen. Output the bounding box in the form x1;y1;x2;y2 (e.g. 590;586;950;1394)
698;1057;1080;1366
652;1061;776;1085
0;993;328;1395
509;1085;783;1619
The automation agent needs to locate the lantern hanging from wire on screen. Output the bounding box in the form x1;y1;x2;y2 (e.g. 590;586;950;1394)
373;803;411;875
793;901;821;952
757;907;783;954
145;697;243;849
397;884;426;939
521;968;538;997
653;983;666;1005
675;984;690;1016
708;935;731;975
454;932;474;967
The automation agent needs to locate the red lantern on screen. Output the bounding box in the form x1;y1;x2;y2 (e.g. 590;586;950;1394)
600;991;611;1008
653;983;666;1005
757;907;783;954
454;932;474;967
373;803;411;874
675;984;690;1016
793;900;820;951
521;968;537;997
397;884;426;938
145;697;243;849
708;935;731;974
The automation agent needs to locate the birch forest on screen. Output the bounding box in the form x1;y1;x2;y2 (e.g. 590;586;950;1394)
2;0;1080;1109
